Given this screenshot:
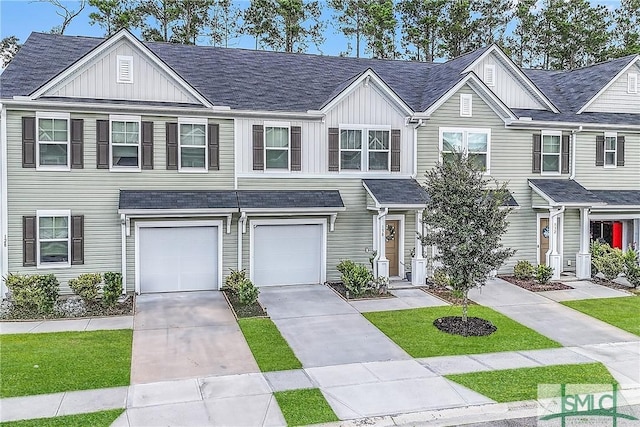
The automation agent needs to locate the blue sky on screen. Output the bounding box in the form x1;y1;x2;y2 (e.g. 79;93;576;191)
0;0;623;57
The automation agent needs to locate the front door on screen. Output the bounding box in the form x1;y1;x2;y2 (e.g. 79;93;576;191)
539;218;549;265
385;220;399;276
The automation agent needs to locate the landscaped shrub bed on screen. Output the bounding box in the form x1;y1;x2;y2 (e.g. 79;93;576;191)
223;290;266;318
422;284;478;305
498;275;572;292
221;269;266;318
326;281;393;300
498;260;572;292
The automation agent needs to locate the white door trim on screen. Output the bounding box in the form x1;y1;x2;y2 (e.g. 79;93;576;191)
537;213;549;265
386;214;405;278
134;220;223;294
537;212;563;266
249;218;327;285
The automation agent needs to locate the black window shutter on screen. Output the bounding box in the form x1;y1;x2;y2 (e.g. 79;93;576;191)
22;117;36;168
96;120;110;169
141;121;154;170
561;135;570;174
328;128;339;172
617;136;625;166
391;129;401;172
291;126;302;171
208;123;220;170
166;123;178;170
23;216;37;266
253;125;264;170
70;119;84;169
532;134;541;173
71;215;84;265
595;135;605;166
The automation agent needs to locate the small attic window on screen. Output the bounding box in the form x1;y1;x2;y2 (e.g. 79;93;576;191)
117;55;133;84
484;64;496;87
460;94;473;117
628;73;638;94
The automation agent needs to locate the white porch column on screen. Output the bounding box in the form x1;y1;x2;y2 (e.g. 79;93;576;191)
376;209;389;278
634;219;640;253
576;208;591;279
548;208;564;280
412;209;427;285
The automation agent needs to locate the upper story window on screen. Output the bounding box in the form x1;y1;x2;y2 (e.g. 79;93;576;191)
37;210;70;268
265;122;290;170
340;126;390;171
439;127;490;172
541;131;562;173
110;115;140;171
179;118;207;172
604;132;617;167
36;112;70;170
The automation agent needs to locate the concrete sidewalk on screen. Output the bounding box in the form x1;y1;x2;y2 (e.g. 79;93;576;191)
0;316;133;334
469;278;638;346
539;279;631;302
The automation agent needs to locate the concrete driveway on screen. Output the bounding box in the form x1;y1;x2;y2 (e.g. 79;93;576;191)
259;285;410;368
131;292;259;384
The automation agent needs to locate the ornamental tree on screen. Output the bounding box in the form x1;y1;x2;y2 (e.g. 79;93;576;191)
420;153;515;322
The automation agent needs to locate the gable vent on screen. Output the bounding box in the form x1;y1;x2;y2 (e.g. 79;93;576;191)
628;73;638;94
460;94;473;117
484;64;496;87
117;55;133;84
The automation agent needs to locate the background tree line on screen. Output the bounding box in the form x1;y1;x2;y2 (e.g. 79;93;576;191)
2;0;639;69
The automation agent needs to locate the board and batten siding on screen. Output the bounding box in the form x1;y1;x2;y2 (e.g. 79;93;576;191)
45;39;199;104
6;110;235;292
574;131;640;188
237;80;413;176
466;53;546;110
585;63;640;114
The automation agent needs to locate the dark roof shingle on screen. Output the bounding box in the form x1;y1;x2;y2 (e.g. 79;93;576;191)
363;179;430;206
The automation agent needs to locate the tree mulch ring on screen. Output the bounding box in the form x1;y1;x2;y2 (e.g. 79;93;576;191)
499;275;573;292
1;294;135;321
434;316;497;337
326;281;393;301
222;289;267;318
422;285;477;305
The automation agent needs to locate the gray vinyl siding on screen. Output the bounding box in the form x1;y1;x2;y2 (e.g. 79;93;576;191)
46;39;199;104
6;109;234;293
585;63;640;114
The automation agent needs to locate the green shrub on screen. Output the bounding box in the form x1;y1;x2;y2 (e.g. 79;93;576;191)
534;264;554;285
432;267;450;287
68;273;102;304
590;241;611;277
103;272;123;307
4;273;59;314
338;260;373;297
593;247;624;281
224;269;247;293
623;247;640;288
237;279;260;306
513;260;534;280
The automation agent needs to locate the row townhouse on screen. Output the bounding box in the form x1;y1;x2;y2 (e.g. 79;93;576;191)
0;30;638;295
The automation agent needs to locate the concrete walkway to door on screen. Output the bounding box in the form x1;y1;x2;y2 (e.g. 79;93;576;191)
131;292;259;384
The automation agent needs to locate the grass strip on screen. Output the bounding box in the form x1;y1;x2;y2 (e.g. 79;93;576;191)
238;318;302;371
446;363;617;402
0;330;132;398
364;305;561;358
562;296;640;336
0;409;124;427
274;388;339;426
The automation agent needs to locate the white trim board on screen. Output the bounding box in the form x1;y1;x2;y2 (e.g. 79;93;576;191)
386;214;405;278
0;104;8;297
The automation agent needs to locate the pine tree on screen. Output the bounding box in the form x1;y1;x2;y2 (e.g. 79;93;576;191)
137;0;181;42
39;0;87;35
1;36;20;68
362;0;397;59
471;0;512;48
88;0;141;36
209;0;241;48
612;0;640;57
170;0;212;45
397;0;446;62
328;0;369;58
439;0;477;59
504;0;539;67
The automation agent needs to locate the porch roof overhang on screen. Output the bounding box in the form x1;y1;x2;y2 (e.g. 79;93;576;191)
528;179;606;208
363;179;429;209
236;190;345;213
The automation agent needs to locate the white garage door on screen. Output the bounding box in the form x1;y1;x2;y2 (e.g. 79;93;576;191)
138;226;218;293
253;224;323;286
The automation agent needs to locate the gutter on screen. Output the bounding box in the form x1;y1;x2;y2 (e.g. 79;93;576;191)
569;126;583;180
0;104;7;298
506;119;640;132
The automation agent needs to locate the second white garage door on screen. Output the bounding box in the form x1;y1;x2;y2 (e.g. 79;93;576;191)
138;225;219;293
252;223;324;286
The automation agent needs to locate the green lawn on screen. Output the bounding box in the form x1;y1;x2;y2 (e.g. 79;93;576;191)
0;409;124;427
238;318;302;372
562;296;640;336
363;306;560;358
274;388;339;426
0;330;132;398
446;363;617;402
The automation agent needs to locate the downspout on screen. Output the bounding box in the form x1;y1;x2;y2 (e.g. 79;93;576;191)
1;105;8;299
412;119;424;179
569;126;583;180
238;212;246;270
373;207;388;277
120;214;127;295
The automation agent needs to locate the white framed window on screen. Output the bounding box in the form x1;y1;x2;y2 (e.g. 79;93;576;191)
110;115;141;171
484;64;496;87
439;127;491;173
178;117;208;172
628;73;638;94
36;112;70;170
117;55;133;84
541;130;562;174
264;121;290;170
339;125;391;171
460;94;473;117
604;131;617;168
36;210;71;268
